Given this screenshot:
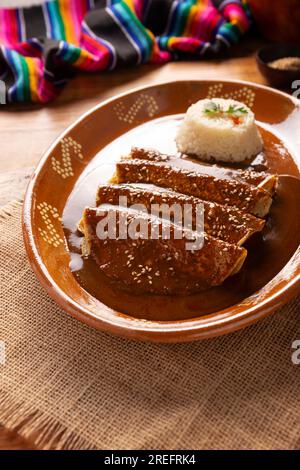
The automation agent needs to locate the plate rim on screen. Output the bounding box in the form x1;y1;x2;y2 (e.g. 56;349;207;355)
22;79;300;342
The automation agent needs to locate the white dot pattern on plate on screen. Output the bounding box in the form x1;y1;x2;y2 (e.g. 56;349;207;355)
37;201;63;247
114;94;159;124
51;136;83;179
206;84;255;108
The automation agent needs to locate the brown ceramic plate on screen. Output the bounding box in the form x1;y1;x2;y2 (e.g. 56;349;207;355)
23;80;300;343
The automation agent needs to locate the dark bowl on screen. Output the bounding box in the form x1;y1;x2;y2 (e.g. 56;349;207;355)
256;44;300;89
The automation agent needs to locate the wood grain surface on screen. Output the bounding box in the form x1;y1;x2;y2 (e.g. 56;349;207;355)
0;36;274;450
0;167;33;207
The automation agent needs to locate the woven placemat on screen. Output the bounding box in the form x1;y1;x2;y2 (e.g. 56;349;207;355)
0;200;299;450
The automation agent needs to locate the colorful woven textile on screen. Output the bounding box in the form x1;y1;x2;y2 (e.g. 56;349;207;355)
0;0;250;103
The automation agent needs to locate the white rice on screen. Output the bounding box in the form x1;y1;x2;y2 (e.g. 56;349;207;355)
176;98;263;162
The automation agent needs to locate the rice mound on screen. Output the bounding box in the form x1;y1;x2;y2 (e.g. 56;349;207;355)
176;98;263;162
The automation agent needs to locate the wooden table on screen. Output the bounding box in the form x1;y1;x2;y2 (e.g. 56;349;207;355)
0;36;269;449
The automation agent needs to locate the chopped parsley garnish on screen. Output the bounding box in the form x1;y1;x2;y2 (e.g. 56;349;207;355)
227;104;248;115
204;101;248;120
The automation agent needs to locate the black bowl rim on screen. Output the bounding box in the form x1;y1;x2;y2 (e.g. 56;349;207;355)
256;43;300;70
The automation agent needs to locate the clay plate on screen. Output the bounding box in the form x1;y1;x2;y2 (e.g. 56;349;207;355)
23;80;300;342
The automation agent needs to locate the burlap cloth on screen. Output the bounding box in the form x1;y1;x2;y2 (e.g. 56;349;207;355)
0;200;300;450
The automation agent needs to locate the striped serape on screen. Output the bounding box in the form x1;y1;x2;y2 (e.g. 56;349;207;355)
0;0;251;103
